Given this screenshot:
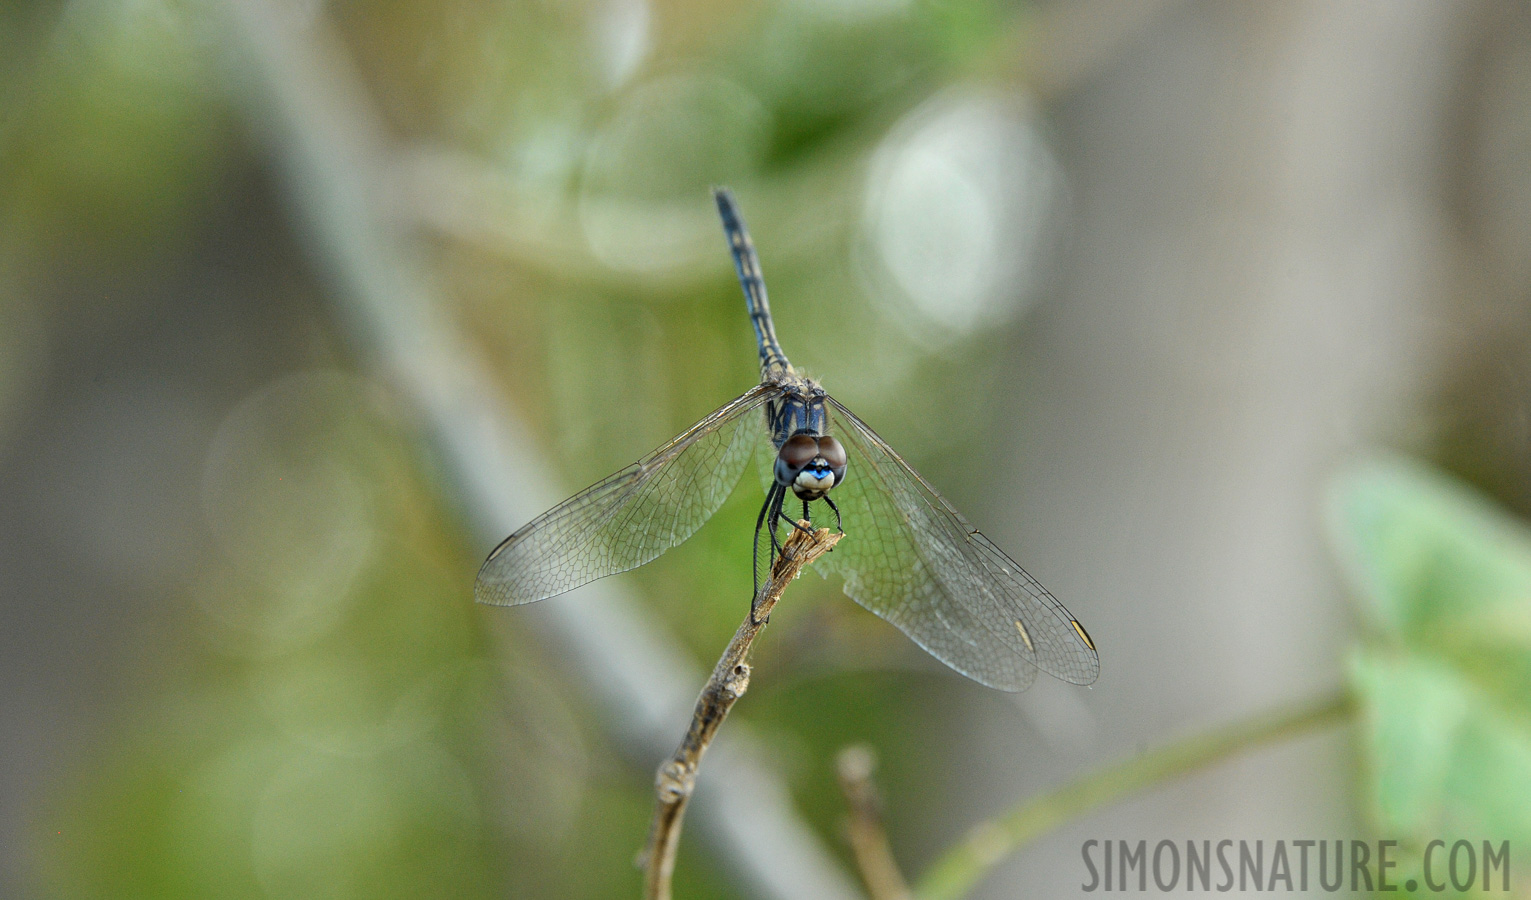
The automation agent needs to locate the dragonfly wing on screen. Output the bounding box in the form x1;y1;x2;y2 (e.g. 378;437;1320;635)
820;397;1099;691
475;383;782;606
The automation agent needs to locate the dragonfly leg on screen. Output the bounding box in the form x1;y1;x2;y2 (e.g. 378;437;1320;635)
823;495;843;533
768;488;786;558
753;484;787;624
778;495;814;536
777;508;813;536
752;484;776;602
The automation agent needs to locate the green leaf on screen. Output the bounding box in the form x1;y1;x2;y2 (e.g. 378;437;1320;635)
1331;459;1531;890
1330;457;1531;645
1350;652;1531;837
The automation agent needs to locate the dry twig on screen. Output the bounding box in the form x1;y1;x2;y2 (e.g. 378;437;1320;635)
642;524;842;900
836;746;912;900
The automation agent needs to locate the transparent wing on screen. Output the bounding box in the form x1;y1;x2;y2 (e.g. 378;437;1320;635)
819;397;1099;691
475;383;782;606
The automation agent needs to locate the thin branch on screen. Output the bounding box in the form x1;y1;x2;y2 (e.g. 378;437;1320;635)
915;690;1355;900
837;746;913;900
643;524;842;900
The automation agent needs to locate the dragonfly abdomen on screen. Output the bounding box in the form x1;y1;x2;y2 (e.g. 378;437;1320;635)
713;188;792;378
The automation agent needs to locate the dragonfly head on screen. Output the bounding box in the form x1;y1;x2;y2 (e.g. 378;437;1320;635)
776;433;848;501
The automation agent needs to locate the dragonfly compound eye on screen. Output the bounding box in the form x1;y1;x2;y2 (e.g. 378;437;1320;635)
779;433;820;470
817;435;847;485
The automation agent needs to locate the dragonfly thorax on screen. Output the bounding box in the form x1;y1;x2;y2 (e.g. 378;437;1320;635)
775;432;848;501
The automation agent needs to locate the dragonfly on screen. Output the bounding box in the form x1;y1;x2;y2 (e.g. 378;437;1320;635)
475;188;1098;691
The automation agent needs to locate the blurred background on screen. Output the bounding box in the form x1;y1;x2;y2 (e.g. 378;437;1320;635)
4;0;1531;897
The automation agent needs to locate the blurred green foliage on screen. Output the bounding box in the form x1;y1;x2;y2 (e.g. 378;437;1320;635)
32;379;507;898
1;0;226;261
1333;459;1531;896
25;372;741;899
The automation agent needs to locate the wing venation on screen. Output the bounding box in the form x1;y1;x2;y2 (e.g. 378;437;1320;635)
474;383;781;606
818;397;1100;690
